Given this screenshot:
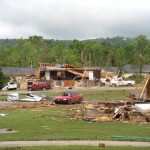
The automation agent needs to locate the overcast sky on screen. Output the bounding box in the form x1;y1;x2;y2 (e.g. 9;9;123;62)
0;0;150;40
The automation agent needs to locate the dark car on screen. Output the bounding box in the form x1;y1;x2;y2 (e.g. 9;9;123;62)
27;82;52;91
54;91;83;104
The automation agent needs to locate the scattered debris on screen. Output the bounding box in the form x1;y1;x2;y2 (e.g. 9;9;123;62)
71;101;150;123
7;93;19;101
21;93;42;102
1;89;150;124
0;101;54;110
6;92;49;102
135;104;150;113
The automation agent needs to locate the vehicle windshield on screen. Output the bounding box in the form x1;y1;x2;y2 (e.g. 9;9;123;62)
62;92;71;96
10;82;15;85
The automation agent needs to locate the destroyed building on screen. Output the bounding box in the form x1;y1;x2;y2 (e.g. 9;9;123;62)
71;75;150;123
35;63;101;88
1;64;101;89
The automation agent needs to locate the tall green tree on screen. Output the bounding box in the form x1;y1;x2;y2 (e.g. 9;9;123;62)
131;35;150;74
0;68;9;89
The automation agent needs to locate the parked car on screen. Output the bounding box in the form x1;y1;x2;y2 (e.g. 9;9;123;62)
27;82;52;91
2;82;17;91
100;78;110;86
54;91;83;104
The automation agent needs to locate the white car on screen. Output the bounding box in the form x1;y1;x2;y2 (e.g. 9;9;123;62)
2;82;17;91
100;78;111;86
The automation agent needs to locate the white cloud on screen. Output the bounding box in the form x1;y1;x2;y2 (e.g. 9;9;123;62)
0;0;150;39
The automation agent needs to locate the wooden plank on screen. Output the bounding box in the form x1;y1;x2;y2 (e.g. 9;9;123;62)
113;107;124;119
147;78;150;98
139;75;150;100
130;77;147;94
64;80;74;87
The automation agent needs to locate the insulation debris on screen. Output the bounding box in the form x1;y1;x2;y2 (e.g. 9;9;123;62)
135;104;150;113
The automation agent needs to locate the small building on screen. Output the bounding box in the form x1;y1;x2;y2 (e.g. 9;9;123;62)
2;67;37;89
101;64;150;79
123;64;150;78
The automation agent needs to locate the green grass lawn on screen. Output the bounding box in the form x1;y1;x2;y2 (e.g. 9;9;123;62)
0;89;149;142
0;104;150;141
0;146;150;150
35;88;131;101
78;89;130;101
0;88;131;101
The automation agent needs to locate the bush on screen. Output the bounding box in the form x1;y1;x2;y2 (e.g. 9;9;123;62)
0;68;9;89
127;74;145;84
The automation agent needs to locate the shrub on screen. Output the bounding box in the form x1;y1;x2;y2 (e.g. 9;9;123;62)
0;68;9;89
127;74;145;84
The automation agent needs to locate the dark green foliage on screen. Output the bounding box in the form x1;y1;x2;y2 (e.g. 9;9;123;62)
0;68;9;89
95;36;131;46
127;75;145;84
0;39;17;47
0;35;150;68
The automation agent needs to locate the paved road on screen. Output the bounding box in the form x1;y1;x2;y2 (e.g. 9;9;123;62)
0;140;150;147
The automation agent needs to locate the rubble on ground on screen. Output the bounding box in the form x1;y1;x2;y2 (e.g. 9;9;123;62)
0;101;54;110
1;92;150;123
71;101;150;123
7;92;44;102
1;98;149;123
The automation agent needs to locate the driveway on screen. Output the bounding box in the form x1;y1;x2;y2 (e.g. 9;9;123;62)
0;140;150;147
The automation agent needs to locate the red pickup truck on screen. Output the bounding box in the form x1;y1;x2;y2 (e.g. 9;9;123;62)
54;91;83;104
27;82;52;91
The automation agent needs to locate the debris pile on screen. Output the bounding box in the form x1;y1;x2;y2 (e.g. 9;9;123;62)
7;93;44;102
71;101;150;123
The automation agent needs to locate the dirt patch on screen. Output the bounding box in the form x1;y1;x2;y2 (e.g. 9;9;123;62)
0;101;54;110
0;128;18;134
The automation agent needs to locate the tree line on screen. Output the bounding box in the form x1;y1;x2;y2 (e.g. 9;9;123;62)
0;35;150;69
